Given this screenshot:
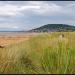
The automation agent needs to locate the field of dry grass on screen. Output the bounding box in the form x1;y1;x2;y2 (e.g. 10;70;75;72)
0;32;75;74
0;32;40;46
0;37;28;46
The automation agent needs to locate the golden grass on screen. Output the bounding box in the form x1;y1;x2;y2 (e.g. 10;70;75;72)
0;36;32;46
0;32;75;74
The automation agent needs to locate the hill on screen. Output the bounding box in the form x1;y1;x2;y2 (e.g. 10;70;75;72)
28;24;75;32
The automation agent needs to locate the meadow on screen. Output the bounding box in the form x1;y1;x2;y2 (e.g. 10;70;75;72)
0;32;75;74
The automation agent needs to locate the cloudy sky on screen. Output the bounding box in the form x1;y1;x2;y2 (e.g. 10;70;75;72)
0;1;75;31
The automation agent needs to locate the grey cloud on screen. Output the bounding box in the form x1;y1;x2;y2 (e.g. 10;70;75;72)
0;1;75;31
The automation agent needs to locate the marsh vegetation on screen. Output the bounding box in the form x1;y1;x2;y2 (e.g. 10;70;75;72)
0;32;75;74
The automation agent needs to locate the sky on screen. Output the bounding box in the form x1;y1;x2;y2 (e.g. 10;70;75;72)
0;1;75;31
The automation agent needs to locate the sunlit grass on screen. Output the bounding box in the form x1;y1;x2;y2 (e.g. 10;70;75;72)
0;32;75;74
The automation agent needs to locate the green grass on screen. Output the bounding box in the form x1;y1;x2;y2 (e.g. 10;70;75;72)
0;32;75;74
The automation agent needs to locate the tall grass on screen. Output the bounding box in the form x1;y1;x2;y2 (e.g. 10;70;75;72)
0;32;75;74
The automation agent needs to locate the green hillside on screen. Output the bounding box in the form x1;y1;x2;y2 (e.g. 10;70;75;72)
29;24;75;32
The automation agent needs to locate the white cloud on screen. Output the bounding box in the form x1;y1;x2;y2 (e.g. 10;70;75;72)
33;3;62;16
0;23;19;29
0;1;75;17
12;26;19;29
0;4;19;16
0;1;64;17
19;5;40;11
25;1;75;16
20;1;63;16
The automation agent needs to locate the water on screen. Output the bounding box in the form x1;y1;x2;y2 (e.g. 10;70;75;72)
0;32;28;37
0;31;40;37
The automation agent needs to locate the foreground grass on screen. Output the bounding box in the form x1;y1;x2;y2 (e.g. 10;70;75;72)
0;32;75;74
